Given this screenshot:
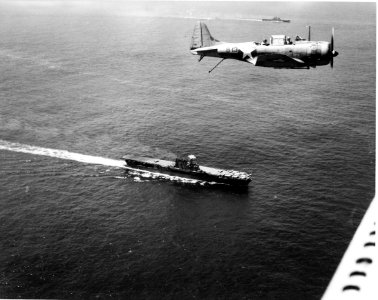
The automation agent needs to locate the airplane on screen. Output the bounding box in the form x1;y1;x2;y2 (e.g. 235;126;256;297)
190;21;339;72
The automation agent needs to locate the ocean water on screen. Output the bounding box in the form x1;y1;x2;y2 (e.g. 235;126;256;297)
0;1;375;299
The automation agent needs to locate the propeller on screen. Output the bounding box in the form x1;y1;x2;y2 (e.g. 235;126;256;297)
330;27;339;68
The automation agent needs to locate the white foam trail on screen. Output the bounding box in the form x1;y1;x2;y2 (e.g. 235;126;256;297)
0;139;125;168
0;140;212;185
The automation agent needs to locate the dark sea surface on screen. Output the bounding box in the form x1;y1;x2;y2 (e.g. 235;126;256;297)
0;1;375;299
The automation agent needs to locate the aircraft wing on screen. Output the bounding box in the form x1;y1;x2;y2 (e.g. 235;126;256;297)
247;53;306;68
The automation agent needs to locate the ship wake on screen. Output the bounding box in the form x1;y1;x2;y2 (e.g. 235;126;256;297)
0;140;214;185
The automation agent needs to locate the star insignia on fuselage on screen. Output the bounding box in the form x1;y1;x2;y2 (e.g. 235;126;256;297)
238;43;255;60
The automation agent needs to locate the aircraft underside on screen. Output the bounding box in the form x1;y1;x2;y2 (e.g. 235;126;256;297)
194;47;330;69
205;52;328;69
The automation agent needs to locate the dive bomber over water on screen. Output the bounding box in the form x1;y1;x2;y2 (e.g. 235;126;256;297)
190;21;338;70
123;154;252;186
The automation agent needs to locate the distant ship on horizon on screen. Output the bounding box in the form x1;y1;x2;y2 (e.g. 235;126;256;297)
262;16;290;23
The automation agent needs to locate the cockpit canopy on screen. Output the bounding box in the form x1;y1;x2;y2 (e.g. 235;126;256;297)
270;35;289;45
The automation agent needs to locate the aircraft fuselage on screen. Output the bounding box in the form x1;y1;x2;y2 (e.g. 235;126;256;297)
190;22;339;70
192;41;333;69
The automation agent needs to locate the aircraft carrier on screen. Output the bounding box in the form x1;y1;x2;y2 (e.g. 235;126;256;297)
262;16;290;22
123;154;252;186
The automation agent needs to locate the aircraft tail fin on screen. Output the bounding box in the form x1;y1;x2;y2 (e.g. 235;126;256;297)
190;21;221;50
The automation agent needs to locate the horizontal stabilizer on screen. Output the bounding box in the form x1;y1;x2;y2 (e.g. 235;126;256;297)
190;47;218;55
